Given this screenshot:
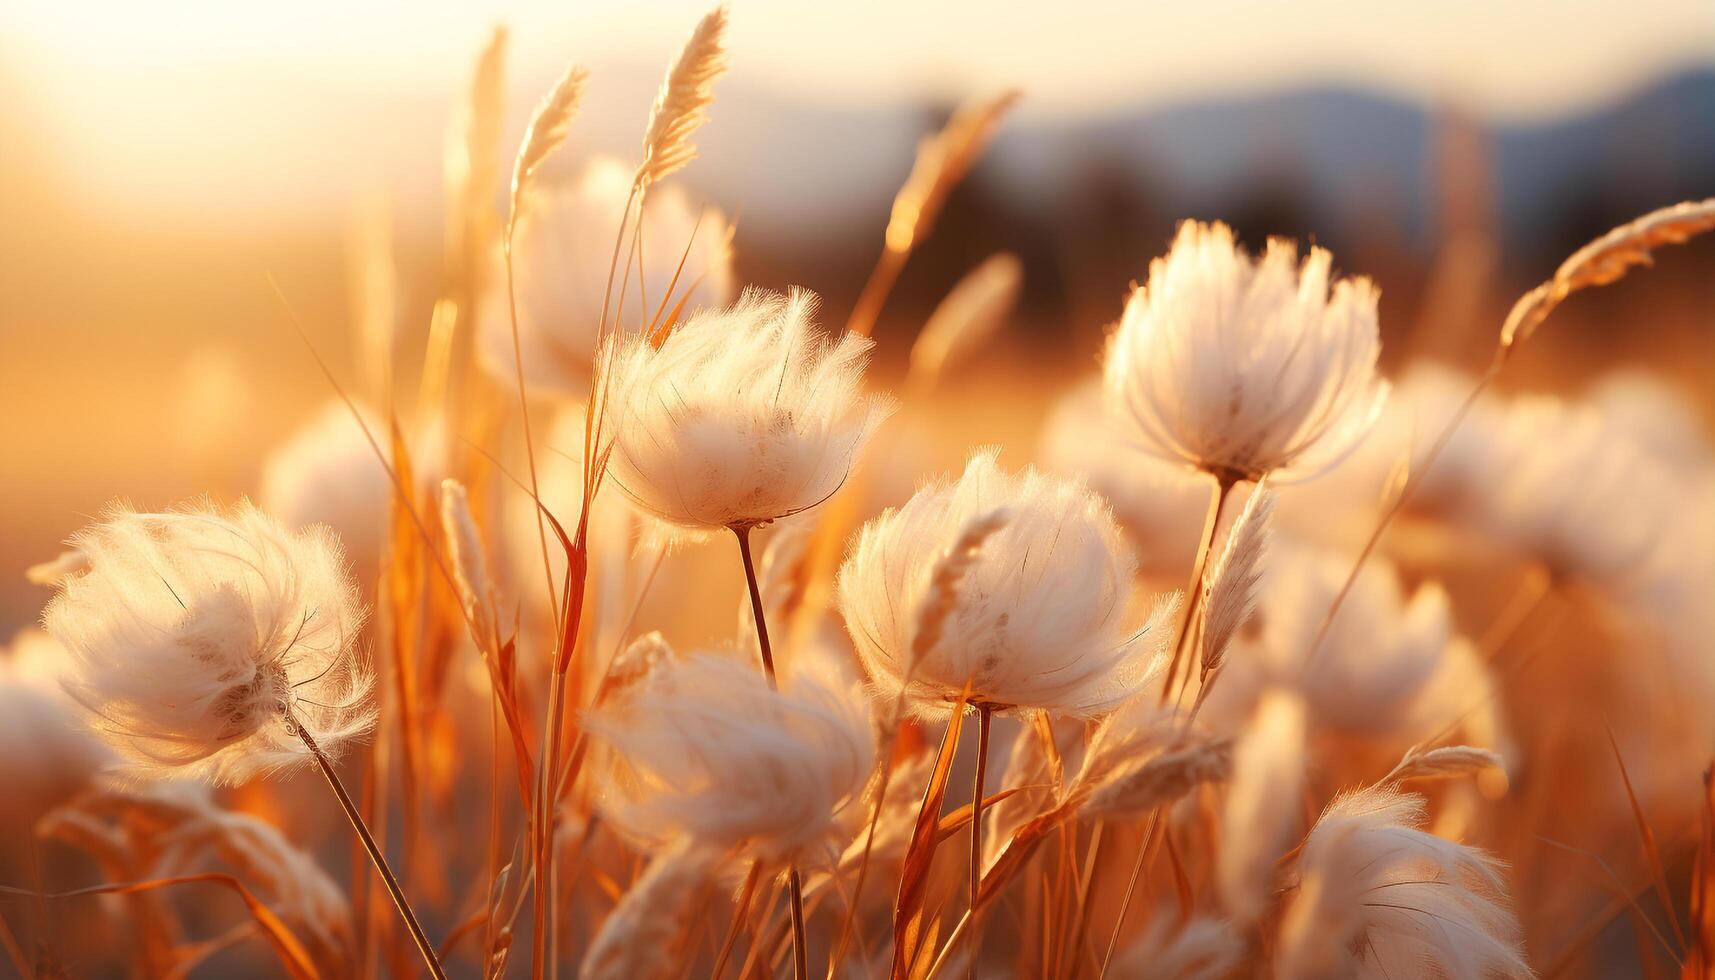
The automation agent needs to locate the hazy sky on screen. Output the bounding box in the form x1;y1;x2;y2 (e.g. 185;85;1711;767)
10;0;1712;116
6;0;1712;231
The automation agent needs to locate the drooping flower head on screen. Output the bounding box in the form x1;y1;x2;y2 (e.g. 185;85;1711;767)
837;450;1174;719
483;157;735;394
1277;786;1529;979
42;501;374;784
585;649;874;864
1104;221;1387;481
603;287;891;537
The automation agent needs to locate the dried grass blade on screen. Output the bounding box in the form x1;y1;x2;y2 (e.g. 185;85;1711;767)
892;690;971;978
1606;726;1689;950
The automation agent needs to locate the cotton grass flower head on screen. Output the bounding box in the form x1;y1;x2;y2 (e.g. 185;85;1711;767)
42;500;374;785
603;286;891;538
585;648;874;865
1478;394;1676;594
0;629;108;830
837;449;1175;719
483;157;735;394
1104;220;1387;482
1276;785;1529;979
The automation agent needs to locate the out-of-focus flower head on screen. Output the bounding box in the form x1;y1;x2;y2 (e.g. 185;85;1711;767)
1039;381;1211;581
1104;220;1387;482
585;648;874;865
482;157;734;394
43;501;374;784
1276;786;1529;979
838;449;1175;720
261;398;447;575
603;286;891;539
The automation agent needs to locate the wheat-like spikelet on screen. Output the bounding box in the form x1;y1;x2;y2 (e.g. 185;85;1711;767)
445;26;507;277
635;4;729;191
580;840;718;980
1218;688;1307;923
1200;485;1276;676
908;506;1012;670
438;478;494;645
509;62;592;228
908;252;1023;389
1076;735;1232;821
1381;743;1505;785
885;91;1020;255
1500;197;1715;351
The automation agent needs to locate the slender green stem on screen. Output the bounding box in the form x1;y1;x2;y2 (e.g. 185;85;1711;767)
299;721;447;980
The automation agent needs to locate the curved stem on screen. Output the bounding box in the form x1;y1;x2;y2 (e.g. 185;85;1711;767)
298;722;447;980
967;704;995;978
1303;352;1505;669
1161;474;1238;703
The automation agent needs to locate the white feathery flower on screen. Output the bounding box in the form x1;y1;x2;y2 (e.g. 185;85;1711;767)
585;649;874;864
260;398;447;574
42;501;374;785
1277;786;1529;980
1104;220;1388;481
838;449;1175;719
1112;914;1244;980
0;629;108;828
1585;369;1712;476
482;157;735;394
1039;381;1212;581
1218;543;1463;742
603;286;891;537
1217;687;1306;924
1478;394;1676;593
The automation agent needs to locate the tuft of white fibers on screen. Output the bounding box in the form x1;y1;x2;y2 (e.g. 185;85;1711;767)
1210;542;1466;744
260;398;446;575
1112;913;1244;980
483;157;735;394
584;648;874;865
1217;687;1306;924
42;500;375;785
602;286;892;537
0;629;109;829
1478;394;1677;594
581;839;720;980
837;449;1177;719
1276;786;1530;980
1103;220;1388;482
1040;381;1211;581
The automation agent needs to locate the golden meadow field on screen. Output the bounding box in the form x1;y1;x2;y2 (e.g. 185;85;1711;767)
1;6;1713;978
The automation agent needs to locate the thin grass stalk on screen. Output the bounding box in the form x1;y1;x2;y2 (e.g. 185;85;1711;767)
712;861;765;980
1097;810;1162;980
296;718;447;980
1162;473;1236;702
1063;822;1106;980
967;703;995;979
787;868;809;980
734;525;779;684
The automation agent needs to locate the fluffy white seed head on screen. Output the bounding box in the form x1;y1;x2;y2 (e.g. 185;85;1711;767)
1104;220;1387;481
483;157;735;394
0;630;108;829
1217;687;1307;923
1113;914;1244;980
42;501;374;785
838;449;1175;719
1277;786;1529;979
1478;394;1677;593
1040;381;1212;582
603;286;891;536
585;649;874;864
